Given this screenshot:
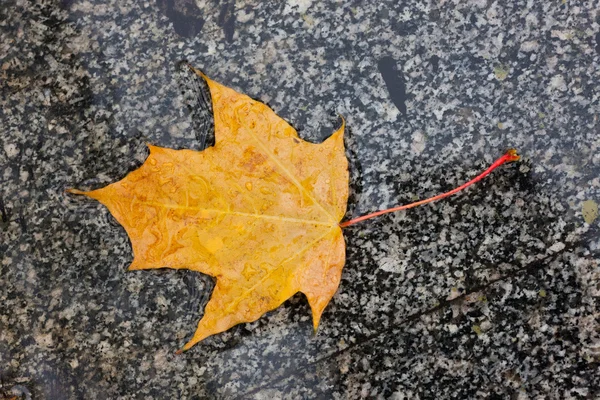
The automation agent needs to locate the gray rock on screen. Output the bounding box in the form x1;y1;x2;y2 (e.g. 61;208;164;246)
1;0;599;398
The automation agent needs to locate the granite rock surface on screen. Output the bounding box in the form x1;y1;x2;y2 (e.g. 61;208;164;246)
1;0;599;398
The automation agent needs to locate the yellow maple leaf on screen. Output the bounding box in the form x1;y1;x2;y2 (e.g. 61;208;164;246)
70;71;349;351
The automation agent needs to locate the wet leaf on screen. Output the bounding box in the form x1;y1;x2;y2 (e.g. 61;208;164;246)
71;71;349;351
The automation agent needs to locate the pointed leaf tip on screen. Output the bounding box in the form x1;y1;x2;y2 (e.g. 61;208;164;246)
66;188;87;195
181;341;195;352
189;65;209;81
146;143;158;152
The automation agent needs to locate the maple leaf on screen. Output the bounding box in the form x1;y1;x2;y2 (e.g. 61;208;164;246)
70;67;520;352
70;70;349;351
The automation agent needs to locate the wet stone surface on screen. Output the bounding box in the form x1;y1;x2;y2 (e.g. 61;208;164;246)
1;0;600;399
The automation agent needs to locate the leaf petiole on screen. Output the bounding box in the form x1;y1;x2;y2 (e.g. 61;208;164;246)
339;149;520;228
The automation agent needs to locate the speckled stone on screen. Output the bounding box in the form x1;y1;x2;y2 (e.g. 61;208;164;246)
1;0;599;399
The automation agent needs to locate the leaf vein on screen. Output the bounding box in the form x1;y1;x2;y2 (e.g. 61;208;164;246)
137;200;335;226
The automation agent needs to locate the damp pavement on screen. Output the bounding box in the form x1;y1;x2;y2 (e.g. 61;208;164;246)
1;1;600;398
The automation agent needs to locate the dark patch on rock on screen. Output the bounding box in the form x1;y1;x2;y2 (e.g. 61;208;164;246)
175;62;215;150
429;55;440;72
0;196;8;223
156;0;204;38
377;56;407;116
217;1;236;43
